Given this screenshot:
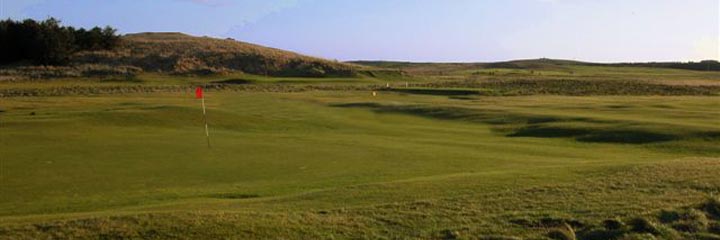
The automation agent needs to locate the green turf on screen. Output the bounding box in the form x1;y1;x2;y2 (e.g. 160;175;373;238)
1;65;720;239
1;89;719;238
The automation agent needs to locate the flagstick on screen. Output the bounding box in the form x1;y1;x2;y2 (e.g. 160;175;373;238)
201;96;210;148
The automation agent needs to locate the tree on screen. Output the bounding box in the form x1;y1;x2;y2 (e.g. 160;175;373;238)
0;17;122;65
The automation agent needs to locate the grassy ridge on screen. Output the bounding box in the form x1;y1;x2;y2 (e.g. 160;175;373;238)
73;32;359;77
0;32;364;80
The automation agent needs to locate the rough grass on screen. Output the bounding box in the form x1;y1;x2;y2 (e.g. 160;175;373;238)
0;64;142;80
410;79;720;96
2;158;719;239
352;59;720;84
0;32;362;80
74;32;358;77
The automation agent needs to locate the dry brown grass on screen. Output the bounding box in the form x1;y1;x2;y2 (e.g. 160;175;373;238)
72;32;357;77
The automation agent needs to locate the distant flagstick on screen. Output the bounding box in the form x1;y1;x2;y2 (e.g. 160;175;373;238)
196;87;211;148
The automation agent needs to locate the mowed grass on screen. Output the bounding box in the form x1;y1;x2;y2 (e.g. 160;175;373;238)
1;90;719;238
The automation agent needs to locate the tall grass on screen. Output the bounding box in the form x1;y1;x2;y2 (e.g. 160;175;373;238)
72;32;357;77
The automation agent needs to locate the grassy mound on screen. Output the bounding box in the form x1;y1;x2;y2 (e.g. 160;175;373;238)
70;32;358;77
0;32;360;79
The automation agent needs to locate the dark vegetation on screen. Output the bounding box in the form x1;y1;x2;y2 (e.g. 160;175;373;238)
521;197;720;240
0;18;121;65
0;65;142;80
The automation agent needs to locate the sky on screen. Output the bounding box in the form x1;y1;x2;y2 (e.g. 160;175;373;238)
1;0;718;62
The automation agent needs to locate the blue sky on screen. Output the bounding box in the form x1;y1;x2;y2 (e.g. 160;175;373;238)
2;0;718;62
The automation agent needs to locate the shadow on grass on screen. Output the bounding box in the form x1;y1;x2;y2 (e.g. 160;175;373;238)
333;102;715;145
387;88;492;96
510;127;679;144
206;193;260;199
509;126;593;138
577;130;679;144
332;102;552;126
213;78;254;85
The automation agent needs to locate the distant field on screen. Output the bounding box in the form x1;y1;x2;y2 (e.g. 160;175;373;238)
1;64;720;239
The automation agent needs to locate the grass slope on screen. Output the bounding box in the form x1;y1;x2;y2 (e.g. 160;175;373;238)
0;32;363;80
74;32;358;77
1;62;720;239
1;89;719;238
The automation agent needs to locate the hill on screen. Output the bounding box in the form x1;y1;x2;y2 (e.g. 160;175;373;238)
0;32;360;79
73;32;358;77
350;58;720;74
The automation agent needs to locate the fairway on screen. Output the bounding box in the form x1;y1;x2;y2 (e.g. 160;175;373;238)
1;6;720;238
2;89;719;238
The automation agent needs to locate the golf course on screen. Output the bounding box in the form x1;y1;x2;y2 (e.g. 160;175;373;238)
0;7;719;238
2;53;720;239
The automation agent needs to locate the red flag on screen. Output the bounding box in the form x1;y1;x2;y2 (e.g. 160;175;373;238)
195;87;203;99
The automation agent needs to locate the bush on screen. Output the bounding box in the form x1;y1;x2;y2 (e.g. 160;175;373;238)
478;235;521;240
710;222;720;234
702;197;720;219
547;223;576;240
694;233;720;240
0;64;141;80
658;209;681;223
78;64;142;78
603;218;625;230
618;233;657;240
577;227;624;240
671;209;709;233
439;229;460;240
627;217;660;235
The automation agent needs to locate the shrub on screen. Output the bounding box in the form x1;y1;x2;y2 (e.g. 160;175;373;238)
603;218;625;230
702;197;720;219
671;209;709;233
439;229;460;240
78;64;142;78
710;222;720;234
576;227;624;240
618;233;657;240
658;209;681;223
547;223;576;240
478;235;521;240
627;217;660;235
694;233;720;240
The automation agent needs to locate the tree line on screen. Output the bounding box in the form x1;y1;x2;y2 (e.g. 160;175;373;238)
0;18;122;65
